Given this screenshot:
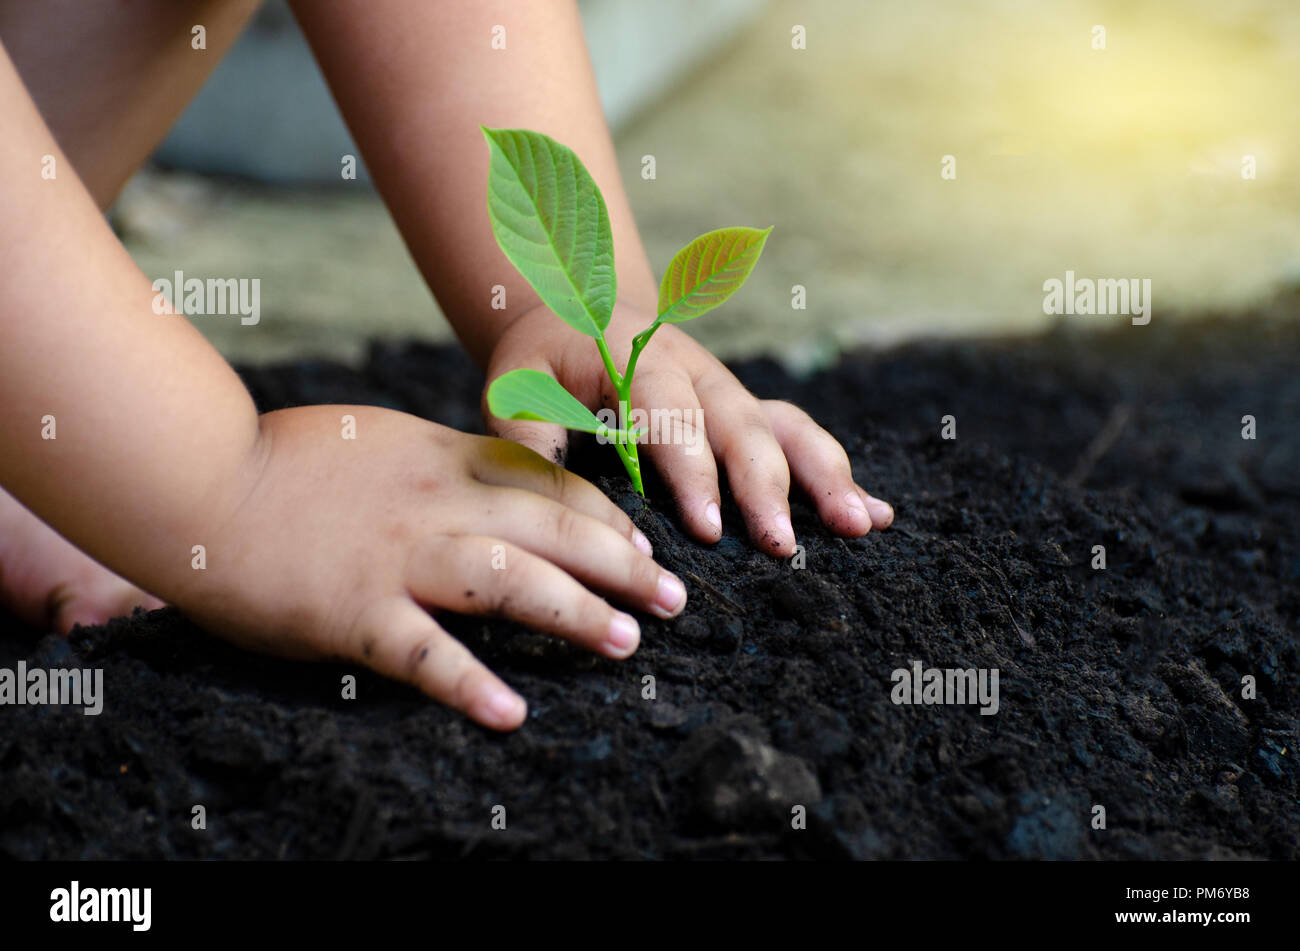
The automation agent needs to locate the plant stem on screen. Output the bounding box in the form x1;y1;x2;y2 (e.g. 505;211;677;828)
596;335;644;496
623;320;662;385
612;321;667;498
595;335;623;390
609;432;643;495
617;380;643;495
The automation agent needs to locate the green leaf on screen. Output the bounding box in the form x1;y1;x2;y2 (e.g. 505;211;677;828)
487;368;629;437
482;127;617;338
657;226;772;323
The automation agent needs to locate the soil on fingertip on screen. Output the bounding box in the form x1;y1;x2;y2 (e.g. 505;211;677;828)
2;305;1297;860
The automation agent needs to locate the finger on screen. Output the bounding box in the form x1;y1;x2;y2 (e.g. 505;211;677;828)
50;581;166;635
455;488;685;619
407;536;652;659
349;597;526;731
630;366;723;544
696;378;796;557
467;437;653;556
855;486;893;529
482;361;569;466
763;399;893;534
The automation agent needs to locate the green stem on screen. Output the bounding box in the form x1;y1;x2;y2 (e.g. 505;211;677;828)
609;433;643;495
595;335;623;390
611;320;667;498
623;320;662;385
596;334;644;496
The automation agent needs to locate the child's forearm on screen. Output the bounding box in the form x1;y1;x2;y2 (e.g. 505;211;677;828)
0;40;262;600
290;0;658;366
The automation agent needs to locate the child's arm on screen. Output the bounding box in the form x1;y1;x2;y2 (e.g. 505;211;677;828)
291;0;895;555
0;39;262;587
0;39;683;730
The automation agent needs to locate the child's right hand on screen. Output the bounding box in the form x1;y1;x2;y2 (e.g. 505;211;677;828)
168;405;686;730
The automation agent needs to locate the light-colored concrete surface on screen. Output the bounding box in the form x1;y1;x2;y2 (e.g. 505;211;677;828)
116;173;439;365
119;0;1300;368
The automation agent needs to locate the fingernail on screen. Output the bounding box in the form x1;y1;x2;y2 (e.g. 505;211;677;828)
652;572;687;618
865;496;894;526
608;612;641;656
480;688;525;727
632;528;653;557
704;501;722;534
844;491;867;513
776;513;795;544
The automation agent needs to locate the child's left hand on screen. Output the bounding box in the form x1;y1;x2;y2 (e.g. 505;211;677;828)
483;302;894;556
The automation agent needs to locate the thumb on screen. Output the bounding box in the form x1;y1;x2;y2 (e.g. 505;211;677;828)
482;362;571;465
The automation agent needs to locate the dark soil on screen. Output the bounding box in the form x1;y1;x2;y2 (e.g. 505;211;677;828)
3;305;1298;860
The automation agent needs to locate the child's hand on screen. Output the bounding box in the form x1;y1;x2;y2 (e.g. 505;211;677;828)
276;4;893;557
483;304;895;556
171;405;686;731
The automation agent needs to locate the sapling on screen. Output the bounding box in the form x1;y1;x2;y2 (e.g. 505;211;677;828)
482;126;770;496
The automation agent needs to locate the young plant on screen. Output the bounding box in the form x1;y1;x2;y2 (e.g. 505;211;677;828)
482;126;770;497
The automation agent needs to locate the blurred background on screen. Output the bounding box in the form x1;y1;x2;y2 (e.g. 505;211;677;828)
112;0;1300;370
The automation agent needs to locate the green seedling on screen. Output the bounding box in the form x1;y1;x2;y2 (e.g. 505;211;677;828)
482;126;770;496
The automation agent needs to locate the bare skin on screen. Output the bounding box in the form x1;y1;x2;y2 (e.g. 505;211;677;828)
0;0;891;729
0;490;164;632
293;0;894;551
